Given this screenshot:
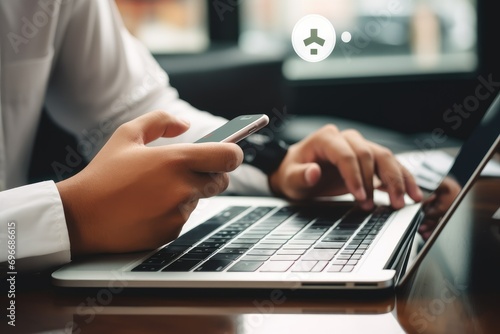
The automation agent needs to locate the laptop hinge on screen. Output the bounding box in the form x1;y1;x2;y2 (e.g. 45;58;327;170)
385;209;424;282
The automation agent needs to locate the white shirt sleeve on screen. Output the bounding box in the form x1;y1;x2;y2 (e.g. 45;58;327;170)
0;181;71;272
1;0;272;272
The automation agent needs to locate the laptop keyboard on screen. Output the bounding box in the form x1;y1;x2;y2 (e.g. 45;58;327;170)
131;205;392;273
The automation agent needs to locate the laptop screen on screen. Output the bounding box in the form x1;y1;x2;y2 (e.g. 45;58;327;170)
402;92;500;281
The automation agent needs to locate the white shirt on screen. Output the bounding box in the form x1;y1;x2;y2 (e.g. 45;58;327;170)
0;0;270;271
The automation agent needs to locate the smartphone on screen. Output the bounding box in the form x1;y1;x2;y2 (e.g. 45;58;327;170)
195;114;269;143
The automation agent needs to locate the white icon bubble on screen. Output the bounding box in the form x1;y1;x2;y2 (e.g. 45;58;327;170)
341;31;352;43
291;14;336;63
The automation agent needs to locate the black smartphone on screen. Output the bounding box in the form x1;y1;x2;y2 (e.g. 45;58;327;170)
195;114;269;143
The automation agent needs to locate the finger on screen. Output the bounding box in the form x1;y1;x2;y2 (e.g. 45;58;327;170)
317;130;366;201
401;165;424;202
182;143;244;173
369;143;406;209
342;130;375;210
120;110;190;145
189;172;230;199
304;163;322;187
285;162;322;197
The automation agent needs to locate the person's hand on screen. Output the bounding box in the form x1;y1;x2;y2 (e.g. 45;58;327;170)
269;125;423;210
56;111;243;256
419;177;461;240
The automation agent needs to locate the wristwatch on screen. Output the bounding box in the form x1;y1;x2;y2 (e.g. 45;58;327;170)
238;133;289;175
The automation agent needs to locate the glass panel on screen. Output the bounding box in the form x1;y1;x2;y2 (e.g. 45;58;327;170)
115;0;209;53
240;0;477;79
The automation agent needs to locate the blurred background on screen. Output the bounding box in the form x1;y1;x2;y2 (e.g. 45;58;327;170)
31;0;500;181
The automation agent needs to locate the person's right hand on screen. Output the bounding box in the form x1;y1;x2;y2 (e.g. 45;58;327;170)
56;111;243;257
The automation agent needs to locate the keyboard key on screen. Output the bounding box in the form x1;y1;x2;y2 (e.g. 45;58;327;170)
332;260;348;265
156;245;190;254
210;253;242;261
314;242;345;249
162;259;200;272
341;250;355;255
142;258;169;265
205;235;232;242
291;261;317;272
287;239;315;245
259;239;287;244
265;235;292;240
218;248;247;254
195;259;233;272
131;264;164;272
190;247;218;254
276;249;305;255
254;244;282;249
240;255;270;261
282;244;310;249
271;254;300;261
341;209;372;226
247;249;276;256
178;252;209;260
224;243;254;249
197;242;225;249
342;265;355;272
322;236;349;242
259;261;294;272
227;261;264;272
311;261;329;272
232;238;260;244
302;249;337;261
328;265;344;272
240;233;267;239
171;206;249;245
347;260;358;265
214;230;239;237
294;234;322;241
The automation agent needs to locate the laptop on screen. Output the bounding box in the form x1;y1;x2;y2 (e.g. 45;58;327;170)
52;92;500;290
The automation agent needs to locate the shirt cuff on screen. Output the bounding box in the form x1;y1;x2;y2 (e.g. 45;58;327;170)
225;163;272;196
0;181;71;272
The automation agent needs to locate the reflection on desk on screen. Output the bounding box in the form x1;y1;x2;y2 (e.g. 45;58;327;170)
397;178;500;334
5;280;401;334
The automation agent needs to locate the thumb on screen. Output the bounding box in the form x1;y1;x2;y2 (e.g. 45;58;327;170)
122;110;190;145
288;162;322;190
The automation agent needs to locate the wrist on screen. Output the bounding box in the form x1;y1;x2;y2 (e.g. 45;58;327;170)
56;177;88;256
268;169;285;198
239;134;289;175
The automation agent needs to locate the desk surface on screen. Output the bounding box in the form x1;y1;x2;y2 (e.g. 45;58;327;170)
2;178;499;334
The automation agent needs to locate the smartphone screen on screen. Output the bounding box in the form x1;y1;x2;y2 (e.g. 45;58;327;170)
195;114;269;143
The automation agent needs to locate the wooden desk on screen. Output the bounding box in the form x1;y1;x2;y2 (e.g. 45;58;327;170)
397;177;500;333
2;178;499;334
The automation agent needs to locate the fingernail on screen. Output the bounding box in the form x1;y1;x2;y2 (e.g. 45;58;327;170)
178;117;190;126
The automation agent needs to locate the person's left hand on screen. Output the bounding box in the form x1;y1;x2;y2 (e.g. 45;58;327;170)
269;125;423;210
